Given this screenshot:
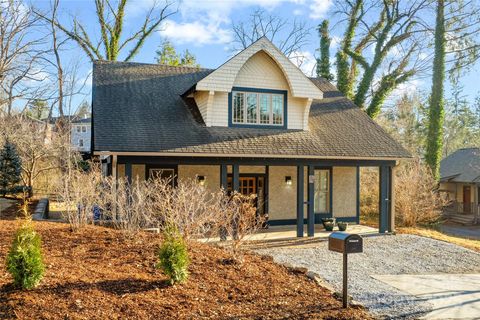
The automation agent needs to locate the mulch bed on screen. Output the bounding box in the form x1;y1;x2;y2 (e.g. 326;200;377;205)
0;213;371;319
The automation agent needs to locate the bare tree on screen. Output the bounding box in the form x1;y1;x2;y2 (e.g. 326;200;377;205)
231;9;310;60
0;0;46;116
35;0;177;62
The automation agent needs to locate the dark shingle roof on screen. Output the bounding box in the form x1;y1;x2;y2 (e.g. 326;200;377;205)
440;148;480;183
92;60;411;159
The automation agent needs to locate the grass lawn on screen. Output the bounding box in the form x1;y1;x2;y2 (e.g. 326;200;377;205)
398;227;480;253
0;204;371;319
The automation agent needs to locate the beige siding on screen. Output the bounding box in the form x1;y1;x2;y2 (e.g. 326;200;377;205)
234;51;289;90
196;37;323;100
193;91;209;122
117;164;125;178
268;166;297;220
226;165;266;174
177;165;220;192
210;92;229;126
332;167;357;218
132;164;146;181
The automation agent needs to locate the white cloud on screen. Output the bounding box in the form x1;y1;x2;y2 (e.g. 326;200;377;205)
159;20;233;45
289;50;316;76
293;8;303;15
309;0;333;19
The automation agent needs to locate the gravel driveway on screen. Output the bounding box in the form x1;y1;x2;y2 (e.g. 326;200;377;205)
256;234;480;319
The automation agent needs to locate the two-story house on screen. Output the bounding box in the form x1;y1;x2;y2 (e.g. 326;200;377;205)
92;37;410;236
71;116;91;154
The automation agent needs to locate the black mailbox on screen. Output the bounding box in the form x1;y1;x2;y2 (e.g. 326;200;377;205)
329;232;363;254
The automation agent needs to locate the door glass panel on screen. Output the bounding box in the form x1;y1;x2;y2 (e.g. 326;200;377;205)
149;168;175;186
314;169;330;213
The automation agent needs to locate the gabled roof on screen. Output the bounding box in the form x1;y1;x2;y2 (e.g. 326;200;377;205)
92;60;411;159
195;37;323;100
440;148;480;183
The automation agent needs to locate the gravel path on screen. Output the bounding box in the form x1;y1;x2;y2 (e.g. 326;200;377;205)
256;234;480;319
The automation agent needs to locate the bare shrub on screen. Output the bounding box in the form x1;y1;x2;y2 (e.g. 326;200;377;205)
102;177;157;236
395;159;447;227
56;164;104;231
216;192;265;263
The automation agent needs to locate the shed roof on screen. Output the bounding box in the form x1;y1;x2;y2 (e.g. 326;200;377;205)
440;148;480;183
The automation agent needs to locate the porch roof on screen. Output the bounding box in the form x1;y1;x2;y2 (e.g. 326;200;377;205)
440;148;480;183
92;60;411;160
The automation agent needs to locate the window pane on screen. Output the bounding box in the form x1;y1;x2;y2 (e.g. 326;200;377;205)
314;169;330;213
259;94;270;124
272;94;283;125
233;92;244;123
246;93;257;123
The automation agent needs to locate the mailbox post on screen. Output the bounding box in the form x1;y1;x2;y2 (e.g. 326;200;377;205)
328;232;363;308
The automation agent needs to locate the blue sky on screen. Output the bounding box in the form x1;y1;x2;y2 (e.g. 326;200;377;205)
32;0;479;114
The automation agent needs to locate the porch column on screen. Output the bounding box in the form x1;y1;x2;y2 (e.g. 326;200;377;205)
220;164;228;190
379;165;393;233
232;164;240;192
307;165;315;237
296;165;304;237
125;162;132;184
111;155;117;180
356;166;360;224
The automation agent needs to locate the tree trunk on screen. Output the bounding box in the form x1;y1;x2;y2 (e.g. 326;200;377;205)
426;0;446;180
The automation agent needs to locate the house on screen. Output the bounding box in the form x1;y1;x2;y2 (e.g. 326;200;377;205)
70;116;92;154
92;37;410;236
440;147;480;223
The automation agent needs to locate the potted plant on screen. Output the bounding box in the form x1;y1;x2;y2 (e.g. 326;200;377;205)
321;218;335;231
337;221;348;231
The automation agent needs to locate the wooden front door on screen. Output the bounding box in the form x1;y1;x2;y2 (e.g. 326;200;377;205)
239;177;256;195
463;186;471;213
228;175;266;217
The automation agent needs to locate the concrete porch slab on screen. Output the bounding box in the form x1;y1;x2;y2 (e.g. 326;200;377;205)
200;224;378;249
372;274;480;319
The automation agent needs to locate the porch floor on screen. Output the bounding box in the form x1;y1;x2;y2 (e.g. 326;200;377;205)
201;224;378;249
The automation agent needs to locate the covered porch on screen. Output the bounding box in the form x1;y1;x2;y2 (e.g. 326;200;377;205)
105;154;396;236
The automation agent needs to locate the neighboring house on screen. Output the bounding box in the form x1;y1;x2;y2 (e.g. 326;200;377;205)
71;117;92;153
440;147;480;223
92;37;411;236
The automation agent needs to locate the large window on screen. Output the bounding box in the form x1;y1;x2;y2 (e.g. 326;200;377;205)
314;169;330;213
232;89;285;126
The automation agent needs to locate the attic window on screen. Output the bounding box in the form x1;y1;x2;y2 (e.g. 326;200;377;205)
230;87;286;127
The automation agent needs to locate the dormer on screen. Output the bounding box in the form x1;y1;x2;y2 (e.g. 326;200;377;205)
190;37;323;130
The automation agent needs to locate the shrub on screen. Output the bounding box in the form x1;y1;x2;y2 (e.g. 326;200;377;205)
6;221;45;289
395;159;447;227
156;227;189;284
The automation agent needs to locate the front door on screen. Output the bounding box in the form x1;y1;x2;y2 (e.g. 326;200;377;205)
463;186;471;213
228;175;266;217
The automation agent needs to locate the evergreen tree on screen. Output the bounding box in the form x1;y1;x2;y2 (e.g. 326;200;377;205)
316;20;333;81
155;40;199;67
426;0;446;179
0;141;22;196
26;99;48;120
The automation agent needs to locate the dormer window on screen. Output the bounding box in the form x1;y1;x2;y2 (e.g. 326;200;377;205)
229;87;287;128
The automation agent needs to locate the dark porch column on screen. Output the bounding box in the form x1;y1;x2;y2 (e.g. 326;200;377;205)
220;164;228;190
307;165;315;237
232;164;240;192
379;165;392;233
296;165;304;237
125;162;132;184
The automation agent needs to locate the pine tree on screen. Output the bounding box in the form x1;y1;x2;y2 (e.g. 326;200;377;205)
316;20;333;81
0;141;22;196
426;0;446;180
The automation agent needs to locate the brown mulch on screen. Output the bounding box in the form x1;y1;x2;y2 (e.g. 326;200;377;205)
0;218;371;319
